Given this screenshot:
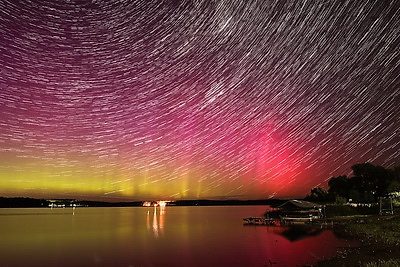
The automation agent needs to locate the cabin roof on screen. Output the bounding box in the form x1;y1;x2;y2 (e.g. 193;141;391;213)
276;199;322;210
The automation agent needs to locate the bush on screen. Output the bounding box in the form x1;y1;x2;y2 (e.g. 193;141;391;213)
325;204;379;217
335;196;347;205
362;259;400;267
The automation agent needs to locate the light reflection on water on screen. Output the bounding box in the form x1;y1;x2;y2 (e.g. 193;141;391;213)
147;206;166;238
0;206;358;267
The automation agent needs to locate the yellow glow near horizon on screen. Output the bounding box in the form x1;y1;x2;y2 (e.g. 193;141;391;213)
0;154;275;201
0;163;223;200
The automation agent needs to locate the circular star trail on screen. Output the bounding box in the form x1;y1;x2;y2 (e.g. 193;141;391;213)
0;0;399;200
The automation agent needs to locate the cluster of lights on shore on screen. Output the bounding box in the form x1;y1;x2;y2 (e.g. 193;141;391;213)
142;201;172;207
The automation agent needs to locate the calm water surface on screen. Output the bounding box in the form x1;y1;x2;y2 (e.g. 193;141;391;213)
0;206;358;267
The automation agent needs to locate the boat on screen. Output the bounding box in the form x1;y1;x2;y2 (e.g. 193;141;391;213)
279;209;322;224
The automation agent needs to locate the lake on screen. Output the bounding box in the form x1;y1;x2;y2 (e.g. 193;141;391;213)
0;206;358;266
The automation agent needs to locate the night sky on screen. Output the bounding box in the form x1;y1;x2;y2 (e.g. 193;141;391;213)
0;0;399;201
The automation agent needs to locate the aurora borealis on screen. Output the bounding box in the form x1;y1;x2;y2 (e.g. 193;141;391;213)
0;0;399;201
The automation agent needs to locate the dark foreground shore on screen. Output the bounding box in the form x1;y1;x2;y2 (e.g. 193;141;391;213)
317;215;400;266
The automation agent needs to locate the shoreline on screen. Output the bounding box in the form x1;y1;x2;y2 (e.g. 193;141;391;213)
316;215;400;266
0;196;286;208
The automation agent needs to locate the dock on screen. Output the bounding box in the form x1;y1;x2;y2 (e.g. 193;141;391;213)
280;216;313;225
243;217;276;225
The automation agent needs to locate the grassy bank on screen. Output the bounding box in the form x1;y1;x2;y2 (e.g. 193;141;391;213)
317;213;400;266
346;214;400;246
324;204;380;217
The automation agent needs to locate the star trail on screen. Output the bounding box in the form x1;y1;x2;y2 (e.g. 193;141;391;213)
0;0;399;201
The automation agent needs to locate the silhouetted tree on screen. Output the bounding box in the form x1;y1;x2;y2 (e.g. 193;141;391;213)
307;163;400;203
305;187;329;202
349;189;361;203
351;163;392;197
389;166;400;195
328;175;351;200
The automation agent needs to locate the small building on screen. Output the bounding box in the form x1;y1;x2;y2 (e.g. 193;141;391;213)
269;200;324;224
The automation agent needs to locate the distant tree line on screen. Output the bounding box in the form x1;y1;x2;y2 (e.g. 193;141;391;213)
306;163;400;203
0;197;49;208
0;197;144;208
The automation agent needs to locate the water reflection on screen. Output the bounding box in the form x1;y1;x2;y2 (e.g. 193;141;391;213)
159;205;165;234
279;225;324;242
0;206;359;267
146;205;166;238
